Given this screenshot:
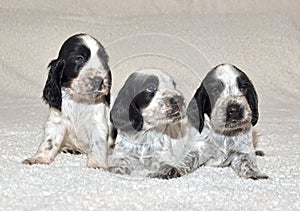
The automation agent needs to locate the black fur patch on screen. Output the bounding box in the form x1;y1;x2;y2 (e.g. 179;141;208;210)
59;37;91;88
42;33;112;110
236;67;259;126
62;148;81;154
110;72;159;132
187;83;211;133
46;139;53;150
42;59;65;111
96;40;111;105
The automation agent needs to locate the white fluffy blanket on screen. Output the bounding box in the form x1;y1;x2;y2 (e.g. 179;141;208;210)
1;1;299;210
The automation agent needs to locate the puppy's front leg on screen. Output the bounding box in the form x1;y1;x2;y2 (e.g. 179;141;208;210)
22;115;66;165
87;126;108;169
107;154;132;175
149;142;213;179
231;153;268;180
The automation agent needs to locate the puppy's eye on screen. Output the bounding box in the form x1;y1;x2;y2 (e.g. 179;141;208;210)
75;55;85;65
240;85;248;93
211;87;220;95
146;84;157;93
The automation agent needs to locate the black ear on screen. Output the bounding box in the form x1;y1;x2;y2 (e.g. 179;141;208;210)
237;71;259;126
110;79;143;133
246;81;259;126
187;83;211;133
105;70;112;105
42;59;65;111
128;101;144;131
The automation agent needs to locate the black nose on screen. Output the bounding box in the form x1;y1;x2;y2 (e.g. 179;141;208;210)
93;76;104;90
227;104;244;120
169;95;184;108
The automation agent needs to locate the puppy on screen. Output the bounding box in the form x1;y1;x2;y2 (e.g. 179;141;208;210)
108;69;186;176
22;34;111;168
152;64;268;179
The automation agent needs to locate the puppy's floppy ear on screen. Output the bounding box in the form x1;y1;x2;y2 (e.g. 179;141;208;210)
187;83;211;132
128;100;144;132
98;45;112;106
237;71;259;126
42;59;65;111
104;70;112;105
245;80;259;126
110;75;143;133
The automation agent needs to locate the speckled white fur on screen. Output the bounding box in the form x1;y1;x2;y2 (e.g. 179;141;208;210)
34;92;110;168
22;34;110;168
108;69;186;176
151;64;268;179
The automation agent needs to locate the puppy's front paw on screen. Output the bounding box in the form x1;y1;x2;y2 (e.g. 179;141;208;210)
107;166;131;175
22;157;52;165
87;159;107;169
148;164;182;179
255;150;265;156
245;171;269;180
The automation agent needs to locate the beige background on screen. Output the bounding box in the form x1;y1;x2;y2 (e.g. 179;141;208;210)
0;0;299;210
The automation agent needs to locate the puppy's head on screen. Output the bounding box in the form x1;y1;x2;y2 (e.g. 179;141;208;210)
110;69;185;133
187;64;258;136
43;33;111;110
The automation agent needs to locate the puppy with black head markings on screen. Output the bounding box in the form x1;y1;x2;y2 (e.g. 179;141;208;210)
151;64;268;179
108;69;186;176
22;34;112;168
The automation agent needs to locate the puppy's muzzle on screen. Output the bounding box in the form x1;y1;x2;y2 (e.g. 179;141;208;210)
226;103;244;123
96;76;105;91
167;95;185;119
94;71;110;97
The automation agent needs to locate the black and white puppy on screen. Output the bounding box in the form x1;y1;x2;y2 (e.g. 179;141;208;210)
108;69;186;176
22;34;112;168
152;64;268;179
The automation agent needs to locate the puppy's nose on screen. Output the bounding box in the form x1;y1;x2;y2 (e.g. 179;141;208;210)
169;95;184;108
93;76;104;90
227;104;243;120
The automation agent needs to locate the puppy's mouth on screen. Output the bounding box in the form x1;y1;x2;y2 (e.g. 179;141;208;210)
225;119;247;128
74;83;108;98
67;77;110;103
167;105;184;121
89;74;110;97
211;115;251;135
170;105;180;115
218;119;251;136
166;95;186;120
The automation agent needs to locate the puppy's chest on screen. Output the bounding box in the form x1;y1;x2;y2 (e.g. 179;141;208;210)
116;133;173;162
214;137;242;153
202;129;253;166
62;100;108;135
200;124;252;153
